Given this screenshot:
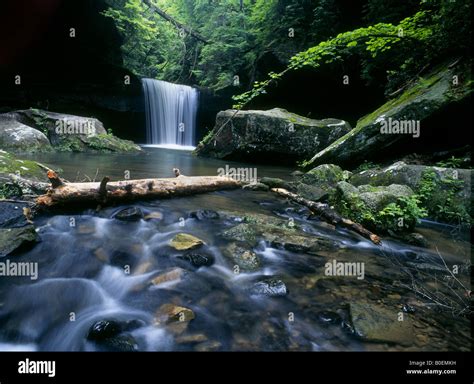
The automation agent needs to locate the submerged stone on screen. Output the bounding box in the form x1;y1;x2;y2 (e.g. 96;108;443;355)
169;233;205;251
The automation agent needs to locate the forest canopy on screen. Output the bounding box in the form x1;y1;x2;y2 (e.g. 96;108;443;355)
103;0;471;101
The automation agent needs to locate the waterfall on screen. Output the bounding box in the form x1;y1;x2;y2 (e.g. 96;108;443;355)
142;78;198;148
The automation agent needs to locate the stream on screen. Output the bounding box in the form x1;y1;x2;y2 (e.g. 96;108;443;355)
0;148;470;351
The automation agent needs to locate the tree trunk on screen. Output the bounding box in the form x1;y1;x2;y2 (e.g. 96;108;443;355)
143;0;210;44
271;188;382;245
36;171;241;208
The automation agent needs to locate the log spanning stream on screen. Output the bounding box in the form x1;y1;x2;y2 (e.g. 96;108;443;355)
1;148;470;351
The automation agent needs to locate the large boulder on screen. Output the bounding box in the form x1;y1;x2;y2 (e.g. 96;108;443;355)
0;114;52;152
194;108;351;163
305;62;472;169
2;109;141;153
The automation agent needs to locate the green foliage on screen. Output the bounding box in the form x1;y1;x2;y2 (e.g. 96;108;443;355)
378;195;427;232
435;156;463;169
233;10;434;108
417;169;471;226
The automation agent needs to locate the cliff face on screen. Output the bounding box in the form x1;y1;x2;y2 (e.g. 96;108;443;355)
0;0;145;142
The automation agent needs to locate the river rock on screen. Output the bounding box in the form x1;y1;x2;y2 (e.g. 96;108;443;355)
188;210;220;220
250;279;288;297
0;225;38;257
0;202;30;228
194;108;351;163
177;252;214;268
87;319;142;351
259;177;291;189
0;113;52;152
154;304;195;325
223;242;261;271
150;267;186;286
143;211;163;221
87;320;122;341
169;233;205;251
316;310;342;325
113;207;144;222
242;182;269;192
349;302;414;346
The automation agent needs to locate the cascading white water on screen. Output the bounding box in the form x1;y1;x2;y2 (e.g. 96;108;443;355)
142;78;198;149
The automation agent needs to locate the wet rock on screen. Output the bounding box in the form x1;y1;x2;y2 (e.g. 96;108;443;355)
316;311;342;325
349;302;414;346
194;340;222;351
194;108;351;163
402;304;416;314
150;267;186;286
144;211;163;221
99;334;139;352
0;202;31;228
175;333;208;344
86;318;144;350
0;225;38;257
188;210;219;220
250;279;288;297
242;182;269;192
154;304;195;325
223;242;261;271
87;320;123;341
169;233;204;251
177;252;214;268
294;183;329;202
113;207;144;222
402;233;429;248
260;177;290;189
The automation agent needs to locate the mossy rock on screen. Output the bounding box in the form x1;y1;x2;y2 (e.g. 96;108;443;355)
0;225;38;257
305;62;473;169
169;233;205;251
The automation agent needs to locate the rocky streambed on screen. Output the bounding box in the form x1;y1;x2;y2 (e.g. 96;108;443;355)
0;183;470;351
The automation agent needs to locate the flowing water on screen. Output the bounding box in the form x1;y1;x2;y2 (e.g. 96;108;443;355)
1;148;471;351
142;79;198;147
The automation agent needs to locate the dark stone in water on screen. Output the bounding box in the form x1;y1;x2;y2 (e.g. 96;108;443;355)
178;252;215;268
99;334;139;352
316;311;342;325
0;202;30;228
87;320;122;341
113;207;144;222
189;210;220;220
250;279;288;297
402;304;416;314
87;319;142;351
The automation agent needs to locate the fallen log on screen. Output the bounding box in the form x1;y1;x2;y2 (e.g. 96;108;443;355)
36;170;241;208
271;188;382;245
